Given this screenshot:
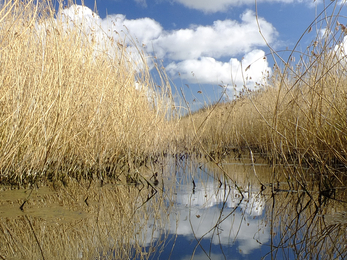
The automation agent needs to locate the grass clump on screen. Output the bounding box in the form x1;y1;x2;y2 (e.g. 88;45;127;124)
0;0;174;185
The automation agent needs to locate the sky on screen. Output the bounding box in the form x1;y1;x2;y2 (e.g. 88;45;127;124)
59;0;346;111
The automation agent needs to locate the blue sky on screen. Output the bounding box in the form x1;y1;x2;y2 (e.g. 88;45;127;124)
60;0;345;111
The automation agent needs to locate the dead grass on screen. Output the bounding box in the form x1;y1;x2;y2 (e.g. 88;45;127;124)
178;1;347;182
0;0;175;185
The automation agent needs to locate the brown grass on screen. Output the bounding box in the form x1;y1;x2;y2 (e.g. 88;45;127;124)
178;1;347;184
0;0;175;185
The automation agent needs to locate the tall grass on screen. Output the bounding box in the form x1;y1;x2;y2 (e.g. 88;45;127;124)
179;1;347;183
0;0;174;185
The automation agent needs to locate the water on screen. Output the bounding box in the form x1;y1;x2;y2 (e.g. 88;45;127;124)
136;163;267;259
0;157;346;259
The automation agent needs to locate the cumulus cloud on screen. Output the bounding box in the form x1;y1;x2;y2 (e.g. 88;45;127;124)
167;57;233;85
173;0;309;13
150;10;277;60
61;5;163;47
60;4;100;24
58;5;275;94
58;5;163;71
105;15;163;45
166;49;270;91
152;10;275;92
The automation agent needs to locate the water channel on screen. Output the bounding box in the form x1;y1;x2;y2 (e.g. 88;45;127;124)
0;156;346;259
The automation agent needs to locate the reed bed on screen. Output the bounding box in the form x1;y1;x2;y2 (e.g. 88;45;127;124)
179;1;347;183
0;0;175;186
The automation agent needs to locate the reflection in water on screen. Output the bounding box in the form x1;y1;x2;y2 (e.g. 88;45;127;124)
134;158;347;259
133;159;269;259
0;157;346;259
174;172;268;253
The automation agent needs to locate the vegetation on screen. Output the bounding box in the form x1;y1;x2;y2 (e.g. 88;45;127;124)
0;1;346;259
0;0;175;186
263;183;347;260
178;1;347;186
0;0;345;189
203;157;347;259
0;0;345;187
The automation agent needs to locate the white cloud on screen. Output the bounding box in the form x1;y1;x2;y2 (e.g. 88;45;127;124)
166;49;271;91
174;0;242;13
150;10;277;60
331;36;347;68
173;0;309;13
60;5;100;25
61;6;163;48
59;5;162;70
167;57;233;84
58;5;274;95
104;15;163;45
181;252;225;260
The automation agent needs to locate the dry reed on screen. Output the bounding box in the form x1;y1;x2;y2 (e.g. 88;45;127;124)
178;1;347;184
0;0;175;185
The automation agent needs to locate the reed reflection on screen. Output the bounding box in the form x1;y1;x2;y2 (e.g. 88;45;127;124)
134;158;270;258
0;157;346;260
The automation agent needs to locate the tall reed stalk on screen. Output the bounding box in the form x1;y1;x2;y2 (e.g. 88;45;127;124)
0;0;174;185
179;1;347;183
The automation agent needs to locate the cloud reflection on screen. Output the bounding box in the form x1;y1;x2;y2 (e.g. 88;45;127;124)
136;175;270;256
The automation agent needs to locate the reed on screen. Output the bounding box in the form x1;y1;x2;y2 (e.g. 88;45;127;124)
179;1;347;183
0;0;175;185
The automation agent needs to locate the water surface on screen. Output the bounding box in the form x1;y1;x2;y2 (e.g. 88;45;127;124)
0;157;346;259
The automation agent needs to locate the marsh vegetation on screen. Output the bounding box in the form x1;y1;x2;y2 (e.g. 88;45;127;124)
0;0;175;186
0;0;346;259
178;1;347;188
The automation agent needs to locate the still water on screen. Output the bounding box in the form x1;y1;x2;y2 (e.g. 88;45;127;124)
0;157;346;259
